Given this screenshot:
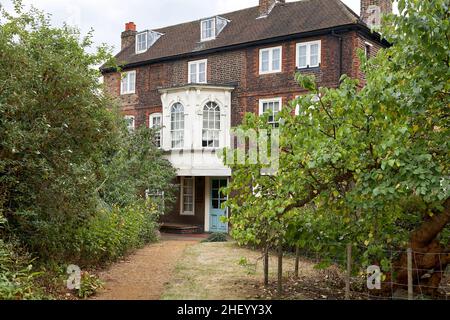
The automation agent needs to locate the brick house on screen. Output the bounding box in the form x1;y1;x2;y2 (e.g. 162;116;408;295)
101;0;391;233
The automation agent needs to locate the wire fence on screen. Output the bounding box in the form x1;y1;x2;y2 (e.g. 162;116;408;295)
283;242;450;301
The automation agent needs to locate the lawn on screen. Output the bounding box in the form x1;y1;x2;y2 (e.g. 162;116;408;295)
161;241;322;300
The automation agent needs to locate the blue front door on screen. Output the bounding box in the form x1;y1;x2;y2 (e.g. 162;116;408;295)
209;178;228;233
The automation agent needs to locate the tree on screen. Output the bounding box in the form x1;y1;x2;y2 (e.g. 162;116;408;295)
225;0;449;296
0;1;176;261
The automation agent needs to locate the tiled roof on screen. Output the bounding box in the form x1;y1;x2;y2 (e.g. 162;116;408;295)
111;0;365;68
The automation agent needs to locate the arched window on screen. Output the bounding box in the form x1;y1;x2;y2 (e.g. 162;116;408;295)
202;102;220;148
171;103;184;149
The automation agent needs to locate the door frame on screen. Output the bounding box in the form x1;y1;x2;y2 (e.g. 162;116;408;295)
204;177;229;233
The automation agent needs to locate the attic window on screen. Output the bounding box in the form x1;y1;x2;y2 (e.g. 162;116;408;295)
200;16;229;42
135;30;163;54
201;18;215;41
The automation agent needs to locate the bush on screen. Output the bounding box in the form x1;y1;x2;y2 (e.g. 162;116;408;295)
202;233;228;243
73;200;160;266
0;239;44;300
77;271;104;299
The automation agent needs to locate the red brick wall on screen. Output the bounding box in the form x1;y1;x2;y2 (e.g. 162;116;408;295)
103;31;383;128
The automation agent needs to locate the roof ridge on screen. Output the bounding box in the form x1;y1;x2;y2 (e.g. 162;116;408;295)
332;0;361;23
148;5;258;33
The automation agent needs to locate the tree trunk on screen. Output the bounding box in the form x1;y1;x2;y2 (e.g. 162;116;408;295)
382;198;450;297
277;243;283;297
295;246;300;278
264;247;269;287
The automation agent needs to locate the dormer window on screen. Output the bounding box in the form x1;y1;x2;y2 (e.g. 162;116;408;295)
136;32;148;54
201;19;215;41
200;16;229;42
135;30;163;54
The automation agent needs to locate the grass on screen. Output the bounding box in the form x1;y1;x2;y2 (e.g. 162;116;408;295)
161;241;302;300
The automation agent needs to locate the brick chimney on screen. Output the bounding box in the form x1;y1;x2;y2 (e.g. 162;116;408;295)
360;0;393;28
259;0;285;17
121;22;137;50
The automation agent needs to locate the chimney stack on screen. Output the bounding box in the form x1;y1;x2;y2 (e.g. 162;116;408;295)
360;0;393;28
259;0;285;17
121;22;137;50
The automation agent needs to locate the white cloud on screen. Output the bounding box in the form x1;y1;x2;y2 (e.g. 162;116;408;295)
1;0;363;53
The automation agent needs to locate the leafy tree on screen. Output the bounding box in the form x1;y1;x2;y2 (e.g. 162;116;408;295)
225;0;449;295
99;126;177;209
0;1;176;262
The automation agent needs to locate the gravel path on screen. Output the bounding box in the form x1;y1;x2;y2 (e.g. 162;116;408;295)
93;234;205;300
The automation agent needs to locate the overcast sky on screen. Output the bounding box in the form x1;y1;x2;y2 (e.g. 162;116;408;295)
1;0;367;53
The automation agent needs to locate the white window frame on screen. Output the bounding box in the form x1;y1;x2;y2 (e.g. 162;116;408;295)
136;32;148;54
188;59;207;84
124;115;135;131
170;103;185;150
201;18;216;42
202;102;221;149
149;113;163;148
120;70;136;95
180;177;195;216
259;46;282;74
259;97;282;125
296;40;321;69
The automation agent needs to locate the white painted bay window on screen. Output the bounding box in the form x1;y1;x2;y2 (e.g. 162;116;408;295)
170;103;185;149
202;102;221;148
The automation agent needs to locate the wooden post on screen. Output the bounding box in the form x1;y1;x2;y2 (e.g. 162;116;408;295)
277;243;283;297
295;246;300;278
345;243;352;300
264;248;269;287
407;248;413;300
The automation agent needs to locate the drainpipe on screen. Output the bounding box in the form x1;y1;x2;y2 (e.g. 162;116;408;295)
331;30;343;84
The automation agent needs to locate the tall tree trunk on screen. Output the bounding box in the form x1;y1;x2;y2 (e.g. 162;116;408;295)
264;246;269;287
295;246;300;278
383;198;450;296
277;243;283;297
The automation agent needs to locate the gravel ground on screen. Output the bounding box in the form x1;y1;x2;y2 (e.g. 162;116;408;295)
92;234;204;300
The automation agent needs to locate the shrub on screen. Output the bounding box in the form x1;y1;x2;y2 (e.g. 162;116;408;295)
0;239;44;300
73;200;160;266
77;272;104;299
202;233;228;243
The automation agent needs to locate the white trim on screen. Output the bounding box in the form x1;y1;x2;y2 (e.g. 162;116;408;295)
259;97;282;126
200;18;216;42
259;46;282;74
149;113;163;148
296;40;321;69
136;32;148;54
180;177;195;216
204;177;211;232
124;115;135;131
188;59;208;84
120;70;136;95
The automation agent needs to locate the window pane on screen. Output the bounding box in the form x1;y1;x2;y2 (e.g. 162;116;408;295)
298;45;307;67
190;63;197;83
310;44;319;66
129;72;135;92
272;48;280;71
261;50;269;72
